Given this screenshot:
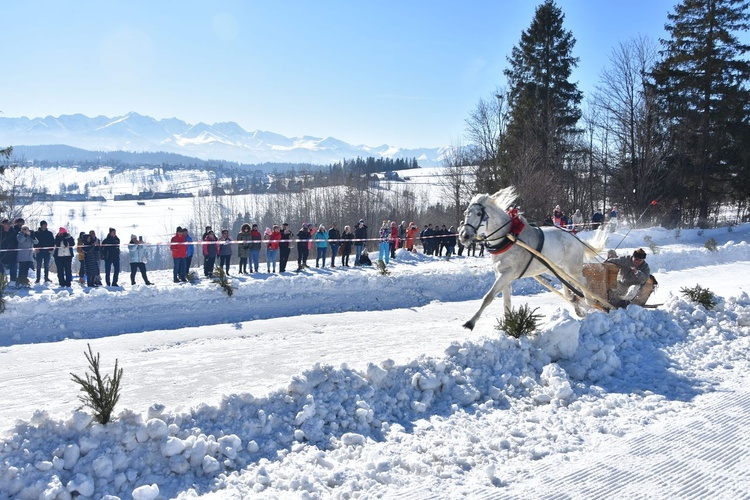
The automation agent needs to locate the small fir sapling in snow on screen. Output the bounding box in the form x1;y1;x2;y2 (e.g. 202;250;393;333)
680;284;717;310
70;344;123;424
376;259;390;275
496;305;543;339
644;235;660;255
704;238;718;252
0;273;8;313
212;265;234;296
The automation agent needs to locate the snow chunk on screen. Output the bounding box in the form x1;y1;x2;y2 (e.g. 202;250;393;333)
218;434;242;459
161;436;186;457
341;432;366;446
132;483;159;500
66;473;94;496
145;418;169;439
63;443;80;469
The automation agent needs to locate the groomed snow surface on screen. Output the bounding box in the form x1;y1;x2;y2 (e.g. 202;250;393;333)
1;224;749;499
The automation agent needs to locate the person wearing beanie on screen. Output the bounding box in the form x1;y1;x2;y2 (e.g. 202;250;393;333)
53;227;76;287
605;248;651;306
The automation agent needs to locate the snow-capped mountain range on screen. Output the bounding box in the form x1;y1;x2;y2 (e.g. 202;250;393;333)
0;112;446;166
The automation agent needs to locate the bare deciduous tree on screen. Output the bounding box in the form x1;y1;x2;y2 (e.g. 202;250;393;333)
438;141;476;225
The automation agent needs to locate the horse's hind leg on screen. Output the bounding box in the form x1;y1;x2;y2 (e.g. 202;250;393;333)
464;277;512;330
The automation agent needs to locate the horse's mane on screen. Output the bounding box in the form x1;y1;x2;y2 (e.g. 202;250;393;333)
488;186;518;212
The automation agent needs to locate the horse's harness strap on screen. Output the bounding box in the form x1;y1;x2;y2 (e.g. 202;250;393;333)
516;227;543;278
487;210;524;255
487;237;514;255
527;233;585;299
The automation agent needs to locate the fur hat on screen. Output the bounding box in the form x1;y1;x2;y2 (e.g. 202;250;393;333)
633;248;647;259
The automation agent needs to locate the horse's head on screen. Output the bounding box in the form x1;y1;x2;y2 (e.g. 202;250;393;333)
459;187;518;247
458;194;489;246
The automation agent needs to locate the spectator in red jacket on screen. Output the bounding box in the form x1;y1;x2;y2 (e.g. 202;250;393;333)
265;225;282;272
170;226;188;283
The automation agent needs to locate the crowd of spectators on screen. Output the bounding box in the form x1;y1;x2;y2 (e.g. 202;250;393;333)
0;216;479;288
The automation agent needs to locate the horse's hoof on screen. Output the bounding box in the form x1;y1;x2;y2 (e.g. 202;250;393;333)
463;321;475;330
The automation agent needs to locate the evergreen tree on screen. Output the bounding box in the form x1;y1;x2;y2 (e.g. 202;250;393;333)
498;0;583;218
653;0;750;227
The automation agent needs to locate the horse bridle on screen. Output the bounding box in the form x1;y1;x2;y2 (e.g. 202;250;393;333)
463;202;513;251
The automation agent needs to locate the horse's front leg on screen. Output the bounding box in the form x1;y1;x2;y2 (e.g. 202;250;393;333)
464;272;514;330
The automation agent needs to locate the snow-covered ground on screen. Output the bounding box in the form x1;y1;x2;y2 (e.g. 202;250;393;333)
1;223;749;499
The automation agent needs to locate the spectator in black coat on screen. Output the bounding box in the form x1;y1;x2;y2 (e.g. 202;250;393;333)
101;227;121;286
279;223;293;272
296;224;311;270
341;225;354;267
328;224;341;267
354;221;368;266
446;226;458;257
33;220;55;283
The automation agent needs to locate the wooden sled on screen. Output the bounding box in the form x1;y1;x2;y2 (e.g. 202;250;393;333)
582;262;659;309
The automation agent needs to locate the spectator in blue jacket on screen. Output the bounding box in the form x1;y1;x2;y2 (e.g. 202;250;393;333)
184;228;195;272
314;224;329;268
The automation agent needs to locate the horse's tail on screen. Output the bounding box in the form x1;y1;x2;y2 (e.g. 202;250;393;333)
583;227;610;260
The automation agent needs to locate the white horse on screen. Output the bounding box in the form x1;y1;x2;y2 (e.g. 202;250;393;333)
458;187;608;330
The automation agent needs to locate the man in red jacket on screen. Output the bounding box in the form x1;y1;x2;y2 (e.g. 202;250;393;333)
170;226;188;282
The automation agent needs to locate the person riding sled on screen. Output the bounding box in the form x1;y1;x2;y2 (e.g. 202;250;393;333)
605;248;651;307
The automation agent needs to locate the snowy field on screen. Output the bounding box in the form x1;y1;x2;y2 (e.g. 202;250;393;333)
17;166;440;249
1;222;750;499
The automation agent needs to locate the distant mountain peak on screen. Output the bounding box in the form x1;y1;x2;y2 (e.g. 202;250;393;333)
0;113;444;166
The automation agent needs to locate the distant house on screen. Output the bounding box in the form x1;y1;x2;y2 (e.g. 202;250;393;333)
114;194;139;201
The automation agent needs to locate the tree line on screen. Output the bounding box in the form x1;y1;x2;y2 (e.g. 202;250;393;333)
461;0;750;228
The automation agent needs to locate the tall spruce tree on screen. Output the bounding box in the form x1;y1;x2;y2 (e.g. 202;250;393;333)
499;0;583;218
653;0;750;227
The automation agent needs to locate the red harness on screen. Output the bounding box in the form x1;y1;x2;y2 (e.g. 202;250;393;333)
488;209;525;255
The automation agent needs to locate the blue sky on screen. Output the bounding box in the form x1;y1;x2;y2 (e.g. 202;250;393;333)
2;1;676;149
